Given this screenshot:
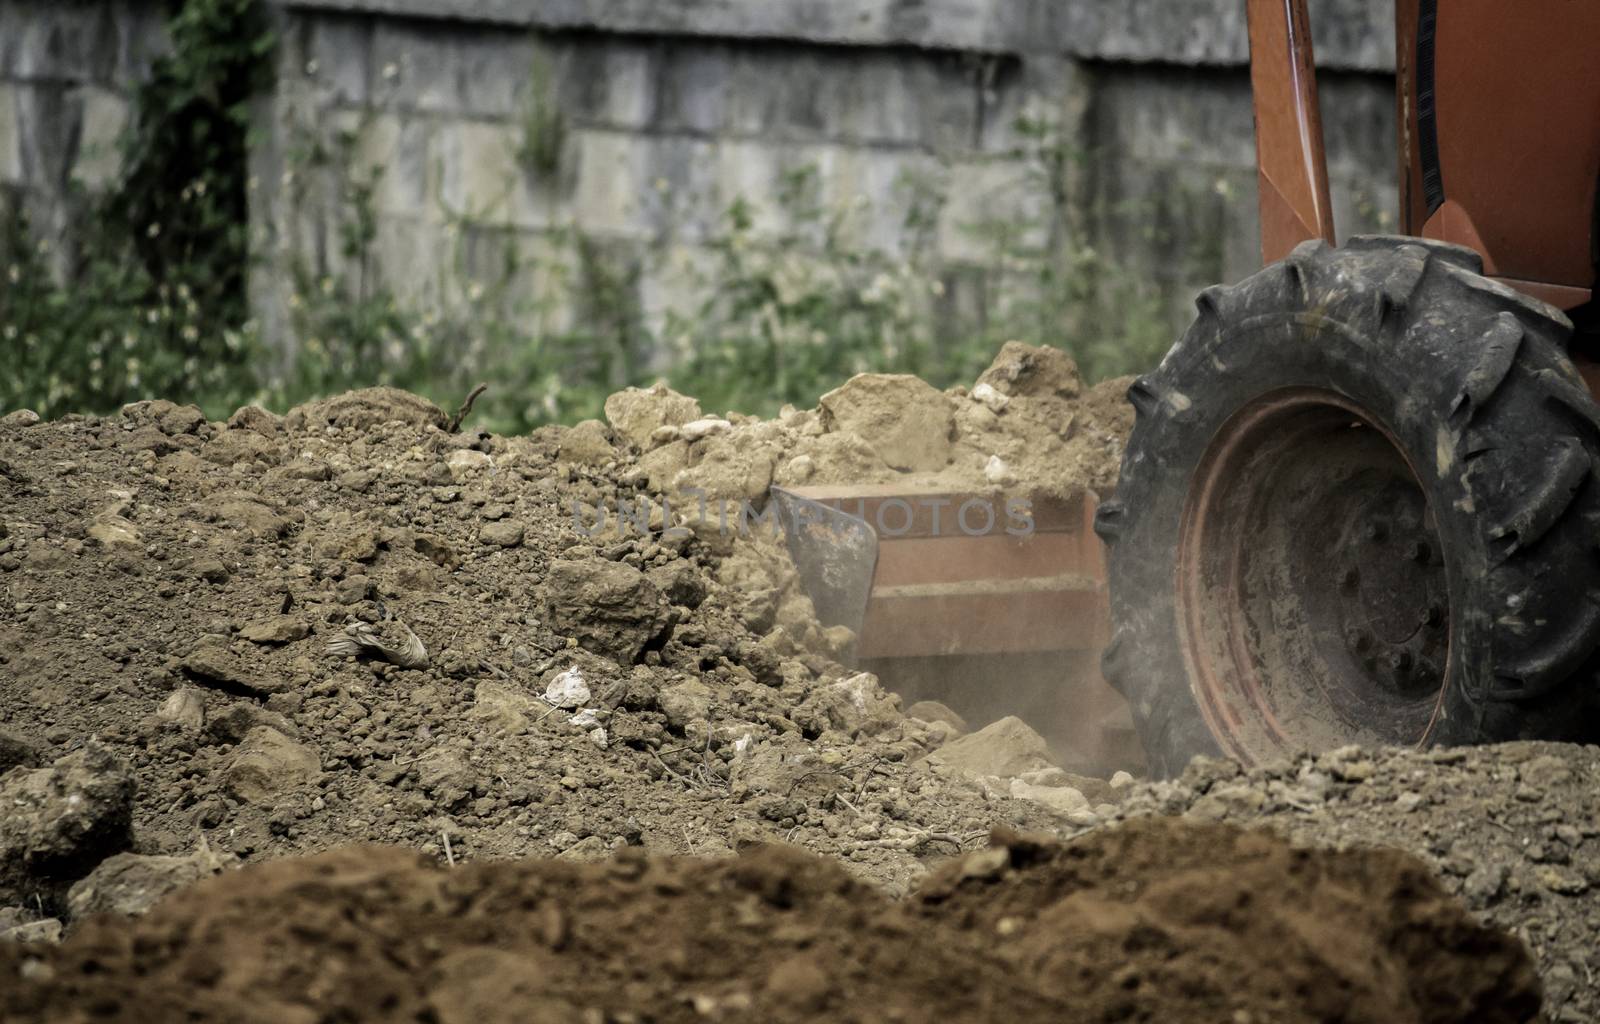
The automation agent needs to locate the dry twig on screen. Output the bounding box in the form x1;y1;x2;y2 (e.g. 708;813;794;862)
446;383;488;432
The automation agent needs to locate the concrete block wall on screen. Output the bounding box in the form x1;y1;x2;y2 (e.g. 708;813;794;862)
0;0;168;276
3;0;1401;377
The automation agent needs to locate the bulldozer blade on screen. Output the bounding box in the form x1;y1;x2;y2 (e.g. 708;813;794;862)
769;486;879;665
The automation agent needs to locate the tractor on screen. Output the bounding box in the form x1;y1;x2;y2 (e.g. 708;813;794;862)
1098;0;1600;774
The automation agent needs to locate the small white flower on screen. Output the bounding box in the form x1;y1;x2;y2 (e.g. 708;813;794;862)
305;59;319;75
382;62;399;81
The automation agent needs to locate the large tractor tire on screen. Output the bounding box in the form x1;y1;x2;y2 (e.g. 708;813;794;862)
1097;236;1600;776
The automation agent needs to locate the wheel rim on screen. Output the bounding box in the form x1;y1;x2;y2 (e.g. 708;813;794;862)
1176;388;1452;762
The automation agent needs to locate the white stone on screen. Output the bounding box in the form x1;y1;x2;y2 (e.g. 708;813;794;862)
543;668;590;709
680;417;733;442
446;449;493;478
1009;779;1090;817
971;382;1009;412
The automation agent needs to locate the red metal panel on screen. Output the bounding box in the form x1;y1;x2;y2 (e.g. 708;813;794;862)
1248;0;1336;263
1407;2;1600;299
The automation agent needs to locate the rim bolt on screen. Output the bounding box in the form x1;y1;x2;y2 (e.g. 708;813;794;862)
1408;541;1432;564
1341;568;1360;589
1346;629;1373;654
1416;657;1439;682
1425;603;1445;627
1390;650;1414;673
1365;522;1388;543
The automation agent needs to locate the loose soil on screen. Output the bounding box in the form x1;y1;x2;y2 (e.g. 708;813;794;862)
0;347;1592;1022
2;818;1539;1024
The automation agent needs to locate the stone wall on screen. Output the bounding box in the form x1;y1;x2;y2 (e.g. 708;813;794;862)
2;0;1400;373
0;0;168;276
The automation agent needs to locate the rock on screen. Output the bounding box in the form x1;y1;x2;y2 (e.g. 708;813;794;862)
226;405;281;437
1520;754;1574;789
604;384;702;449
1009;780;1090;817
819;374;954;472
544;558;671;662
66;850;227;919
1109;770;1135;790
201;429;282;467
446;449;493;479
478;522;525;548
1188;784;1267;823
542;668;592;710
648;560;708;609
906;700;967;734
206;703;299;745
156;688;206;733
334;575;371;604
970;381;1010;411
659;679;714;730
983;455;1013;485
637;440;691;493
0;728;44;775
215;497;290;539
0;742;135;896
976;341;1082;400
336;469;375;492
1535;867;1589;896
180;647;289;697
784;454;816;483
557;420;617;466
798;673;900;737
681;417;733;442
1;409;41;428
239;615;310;645
193;558;231;585
926;716;1057;780
413;534;458;567
672;435;777;504
1462;864;1508;908
0;918;61;944
284;387;447;432
157;405;206;436
223;728;321;804
87;515;142;550
415;748;474;797
470;680;539;734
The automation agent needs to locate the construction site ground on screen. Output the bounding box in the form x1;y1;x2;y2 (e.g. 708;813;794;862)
0;348;1596;1023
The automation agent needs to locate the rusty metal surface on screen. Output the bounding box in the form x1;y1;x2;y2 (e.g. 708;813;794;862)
1248;0;1336;263
1176;388;1451;764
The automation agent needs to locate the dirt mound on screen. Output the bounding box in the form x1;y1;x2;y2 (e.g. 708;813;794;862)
608;344;1130;506
0;355;1122;935
1;819;1537;1024
1109;742;1600;1023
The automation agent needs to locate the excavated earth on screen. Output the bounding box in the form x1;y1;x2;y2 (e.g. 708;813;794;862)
0;345;1593;1022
